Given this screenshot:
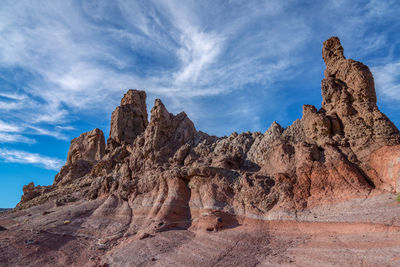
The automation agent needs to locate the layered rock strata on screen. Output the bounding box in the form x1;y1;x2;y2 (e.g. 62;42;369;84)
17;37;400;236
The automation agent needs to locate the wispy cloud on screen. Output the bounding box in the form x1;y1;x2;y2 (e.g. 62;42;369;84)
0;92;26;100
0;1;308;131
0;0;399;141
27;126;68;141
0;133;36;144
0;148;63;170
55;125;75;131
0;120;36;144
0;118;68;143
372;62;400;101
0;120;22;132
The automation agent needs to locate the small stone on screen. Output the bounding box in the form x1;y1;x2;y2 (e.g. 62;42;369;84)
138;232;151;240
25;239;34;245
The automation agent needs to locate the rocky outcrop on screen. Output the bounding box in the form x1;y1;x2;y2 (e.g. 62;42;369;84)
107;89;148;150
142;98;196;166
19;182;48;203
52;128;105;186
66;128;105;165
368;145;400;192
303;37;400;189
17;37;400;237
321;37;399;149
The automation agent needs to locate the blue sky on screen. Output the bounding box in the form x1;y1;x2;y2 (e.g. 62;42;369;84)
1;0;400;207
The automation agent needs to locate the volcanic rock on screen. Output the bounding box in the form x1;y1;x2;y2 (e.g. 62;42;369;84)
320;37;400;187
142;98;196;166
5;37;400;266
107;89;148;150
54;128;105;185
67;128;105;165
18;182;52;205
18;36;400;214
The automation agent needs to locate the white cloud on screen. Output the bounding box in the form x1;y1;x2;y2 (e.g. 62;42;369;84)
0;133;36;144
27;126;68;141
0;92;26;100
372;62;400;101
0;120;22;132
0;0;399;143
0;119;67;142
0;92;32;111
174;30;224;85
0;101;21;111
0;120;36;144
55;125;75;131
0;1;305;117
0;148;63;170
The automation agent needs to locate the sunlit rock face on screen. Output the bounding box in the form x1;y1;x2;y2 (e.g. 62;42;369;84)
107;89;148;151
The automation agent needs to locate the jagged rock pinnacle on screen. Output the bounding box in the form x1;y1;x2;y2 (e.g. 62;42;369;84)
143;98;196;164
322;36;345;65
319;37;399;165
66;128;105;165
107;89;148;150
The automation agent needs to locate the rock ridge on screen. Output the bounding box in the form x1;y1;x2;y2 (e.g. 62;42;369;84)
16;37;400;237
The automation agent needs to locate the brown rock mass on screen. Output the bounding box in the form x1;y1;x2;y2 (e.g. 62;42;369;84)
107;89;148;150
4;37;400;266
67;128;105;165
53;128;105;186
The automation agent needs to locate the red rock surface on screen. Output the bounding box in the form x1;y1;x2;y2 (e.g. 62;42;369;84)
2;37;400;266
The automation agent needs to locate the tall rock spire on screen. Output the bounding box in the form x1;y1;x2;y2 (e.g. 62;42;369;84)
318;37;399;161
322;37;377;109
322;36;345;65
107;89;148;150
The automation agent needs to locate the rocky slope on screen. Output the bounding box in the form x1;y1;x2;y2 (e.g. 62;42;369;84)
1;37;400;266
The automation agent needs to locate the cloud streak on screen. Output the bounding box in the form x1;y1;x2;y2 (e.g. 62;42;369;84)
0;120;36;144
0;133;36;144
0;120;22;133
0;148;63;170
0;1;310;128
372;62;400;101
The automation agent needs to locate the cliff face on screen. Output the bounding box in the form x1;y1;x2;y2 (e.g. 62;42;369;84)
17;37;400;234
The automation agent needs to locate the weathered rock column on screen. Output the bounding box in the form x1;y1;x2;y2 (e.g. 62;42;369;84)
107;89;148;151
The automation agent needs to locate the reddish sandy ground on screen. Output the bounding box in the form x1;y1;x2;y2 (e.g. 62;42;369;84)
1;193;400;266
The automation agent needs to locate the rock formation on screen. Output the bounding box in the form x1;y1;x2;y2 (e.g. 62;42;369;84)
107;89;148;151
3;36;400;266
15;37;400;237
54;128;105;185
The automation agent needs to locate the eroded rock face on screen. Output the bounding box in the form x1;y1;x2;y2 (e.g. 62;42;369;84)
17;37;400;238
142;99;196;165
321;38;399;154
107;89;148;150
54;128;105;186
368;145;400;192
67;128;105;165
307;37;400;188
17;182;52;208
